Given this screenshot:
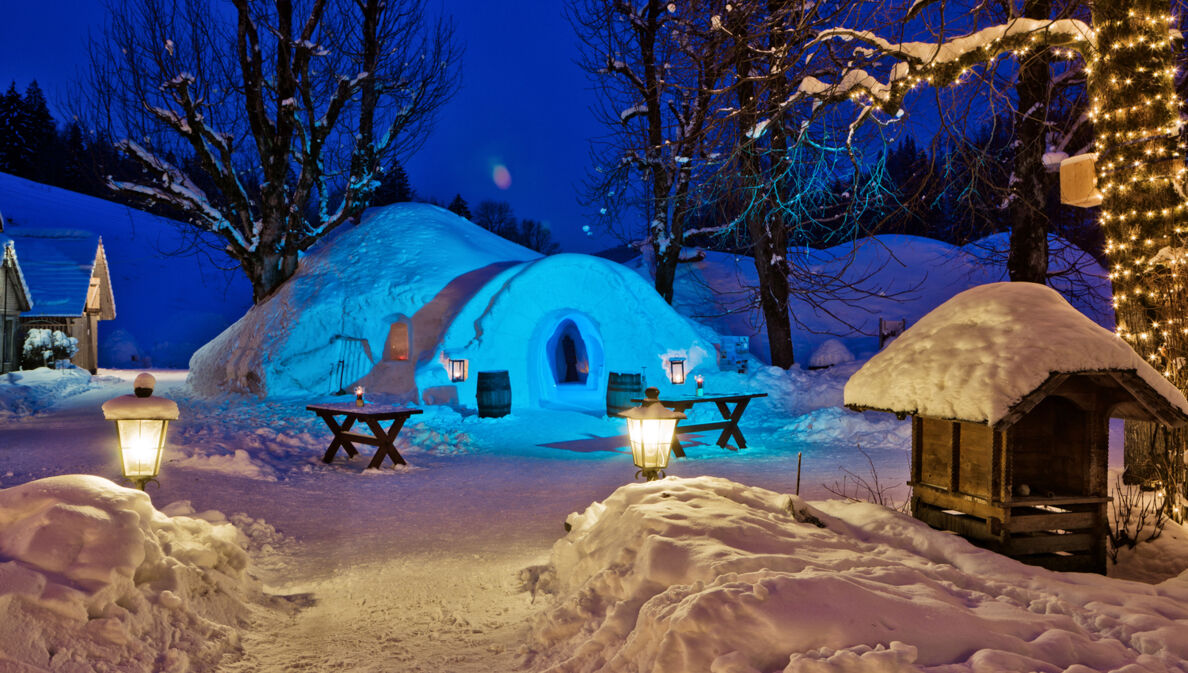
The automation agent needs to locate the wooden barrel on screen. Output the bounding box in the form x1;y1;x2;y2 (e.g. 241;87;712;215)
606;372;643;417
476;370;511;418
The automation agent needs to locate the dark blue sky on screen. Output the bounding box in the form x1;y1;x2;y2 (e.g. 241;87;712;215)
0;1;613;252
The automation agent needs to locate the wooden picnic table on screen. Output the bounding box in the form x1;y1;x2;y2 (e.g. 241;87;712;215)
630;392;767;457
306;402;423;469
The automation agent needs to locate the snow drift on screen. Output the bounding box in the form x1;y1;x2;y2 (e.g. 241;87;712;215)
0;475;260;671
527;477;1188;673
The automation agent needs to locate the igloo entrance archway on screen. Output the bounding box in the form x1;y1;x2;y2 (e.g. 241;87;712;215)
528;310;604;410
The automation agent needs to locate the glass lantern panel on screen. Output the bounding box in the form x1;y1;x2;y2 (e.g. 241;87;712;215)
117;419;167;478
670;360;685;384
627;417;675;470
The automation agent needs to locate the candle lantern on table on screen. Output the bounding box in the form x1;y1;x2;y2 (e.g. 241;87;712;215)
621;387;685;481
355;386;365;407
101;373;179;490
695;374;704;397
668;357;686;385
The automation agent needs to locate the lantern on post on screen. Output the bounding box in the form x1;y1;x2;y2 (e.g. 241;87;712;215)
100;373;179;490
620;387;685;481
668;357;686;385
448;358;469;382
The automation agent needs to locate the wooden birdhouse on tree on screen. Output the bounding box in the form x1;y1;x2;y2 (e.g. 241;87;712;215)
845;283;1188;574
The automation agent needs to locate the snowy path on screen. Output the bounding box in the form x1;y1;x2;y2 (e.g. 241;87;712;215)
0;368;915;671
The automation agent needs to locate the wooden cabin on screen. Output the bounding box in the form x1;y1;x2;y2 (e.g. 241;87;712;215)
844;283;1188;574
0;232;33;372
8;230;115;373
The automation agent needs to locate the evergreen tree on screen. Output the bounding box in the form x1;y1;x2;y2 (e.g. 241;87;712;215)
0;83;26;174
447;193;471;219
371;159;414;206
20;81;58;184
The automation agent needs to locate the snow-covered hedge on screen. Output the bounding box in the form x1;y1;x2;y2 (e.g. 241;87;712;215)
526;477;1188;672
0;475;261;671
21;328;78;370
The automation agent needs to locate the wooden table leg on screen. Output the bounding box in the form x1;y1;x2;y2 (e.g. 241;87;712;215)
317;412;360;462
669;402;694;458
713;399;751;449
364;416;410;468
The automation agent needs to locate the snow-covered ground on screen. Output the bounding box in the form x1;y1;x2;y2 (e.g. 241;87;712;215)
2;365;1187;671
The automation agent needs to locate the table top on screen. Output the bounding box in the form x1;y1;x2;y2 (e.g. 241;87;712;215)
306;402;424;417
631;392;768;404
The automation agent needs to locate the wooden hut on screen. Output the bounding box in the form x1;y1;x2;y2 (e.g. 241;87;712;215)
845;283;1188;574
0;231;34;372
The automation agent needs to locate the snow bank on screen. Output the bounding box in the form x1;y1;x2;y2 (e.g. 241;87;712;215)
0;367;97;419
0;475;260;671
844;282;1188;426
808;338;854;368
527;477;1188;673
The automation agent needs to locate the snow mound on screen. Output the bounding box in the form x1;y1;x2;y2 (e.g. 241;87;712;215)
809;338;855;368
188;203;540;397
528;477;1188;673
844;282;1188;426
0;367;97;420
0;475;260;671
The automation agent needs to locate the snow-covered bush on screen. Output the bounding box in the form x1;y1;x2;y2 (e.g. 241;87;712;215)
808;338;855;368
21;328;79;369
0;475;262;671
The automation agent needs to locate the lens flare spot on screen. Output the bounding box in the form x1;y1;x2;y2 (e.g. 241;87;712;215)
492;164;512;189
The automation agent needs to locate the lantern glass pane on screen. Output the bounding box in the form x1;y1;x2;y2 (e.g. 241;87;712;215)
627;417;675;470
670;360;685;385
449;359;468;382
117;419;167;478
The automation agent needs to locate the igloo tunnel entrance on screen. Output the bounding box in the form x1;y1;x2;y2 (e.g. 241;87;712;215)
530;311;604;409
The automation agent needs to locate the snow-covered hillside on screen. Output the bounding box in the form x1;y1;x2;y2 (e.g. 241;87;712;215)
632;233;1110;364
0;172;253;367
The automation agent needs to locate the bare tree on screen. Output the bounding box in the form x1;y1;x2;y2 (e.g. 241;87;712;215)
80;0;460;302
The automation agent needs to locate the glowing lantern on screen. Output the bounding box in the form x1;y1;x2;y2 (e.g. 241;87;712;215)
100;373;179;490
668;357;686;385
355;386;365;407
620;387;685;481
449;358;469;382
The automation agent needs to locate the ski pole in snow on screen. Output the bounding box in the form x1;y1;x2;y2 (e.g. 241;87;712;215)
796;452;802;496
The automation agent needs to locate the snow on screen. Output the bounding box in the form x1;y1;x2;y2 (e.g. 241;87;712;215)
528;477;1188;673
0;474;260;671
190;202;717;411
844;282;1188;425
101;394;181;420
808;338;855;368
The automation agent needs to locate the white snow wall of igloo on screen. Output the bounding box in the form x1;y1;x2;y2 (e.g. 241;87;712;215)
418;253;718;411
187;204;541;397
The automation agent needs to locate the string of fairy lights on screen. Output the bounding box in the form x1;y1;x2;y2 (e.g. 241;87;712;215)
1091;9;1188;379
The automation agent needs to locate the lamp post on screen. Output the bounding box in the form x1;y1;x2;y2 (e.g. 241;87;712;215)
621;387;684;481
668;357;686;385
100;373;179;490
448;358;469;382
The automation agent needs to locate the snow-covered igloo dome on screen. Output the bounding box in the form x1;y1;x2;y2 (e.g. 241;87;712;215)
188;203;716;412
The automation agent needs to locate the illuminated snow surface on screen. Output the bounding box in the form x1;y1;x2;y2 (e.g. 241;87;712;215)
2;367;1188;672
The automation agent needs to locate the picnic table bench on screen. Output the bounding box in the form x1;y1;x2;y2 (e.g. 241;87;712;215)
630;392;767;458
306;402;423;469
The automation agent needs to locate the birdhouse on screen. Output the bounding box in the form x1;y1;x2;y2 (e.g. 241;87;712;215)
1059;153;1103;208
845;283;1188;574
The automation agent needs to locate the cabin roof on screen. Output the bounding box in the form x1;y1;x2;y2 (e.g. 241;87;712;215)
6;229;114;318
844;283;1188;428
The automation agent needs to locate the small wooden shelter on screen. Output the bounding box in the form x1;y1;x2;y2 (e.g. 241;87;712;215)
845;283;1188;574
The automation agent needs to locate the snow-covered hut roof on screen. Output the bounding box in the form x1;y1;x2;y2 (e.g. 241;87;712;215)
844;282;1188;429
5;229;113;318
0;233;33;311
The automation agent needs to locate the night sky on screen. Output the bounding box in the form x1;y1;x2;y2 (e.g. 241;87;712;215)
0;1;613;252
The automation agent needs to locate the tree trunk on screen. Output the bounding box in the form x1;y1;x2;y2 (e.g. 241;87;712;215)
1095;0;1188;514
1007;0;1052;284
244;249;299;303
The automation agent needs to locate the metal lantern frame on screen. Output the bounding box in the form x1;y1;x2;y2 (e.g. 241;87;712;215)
668;357;686;385
111;418;171;490
449;358;469;382
620;387;685;481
